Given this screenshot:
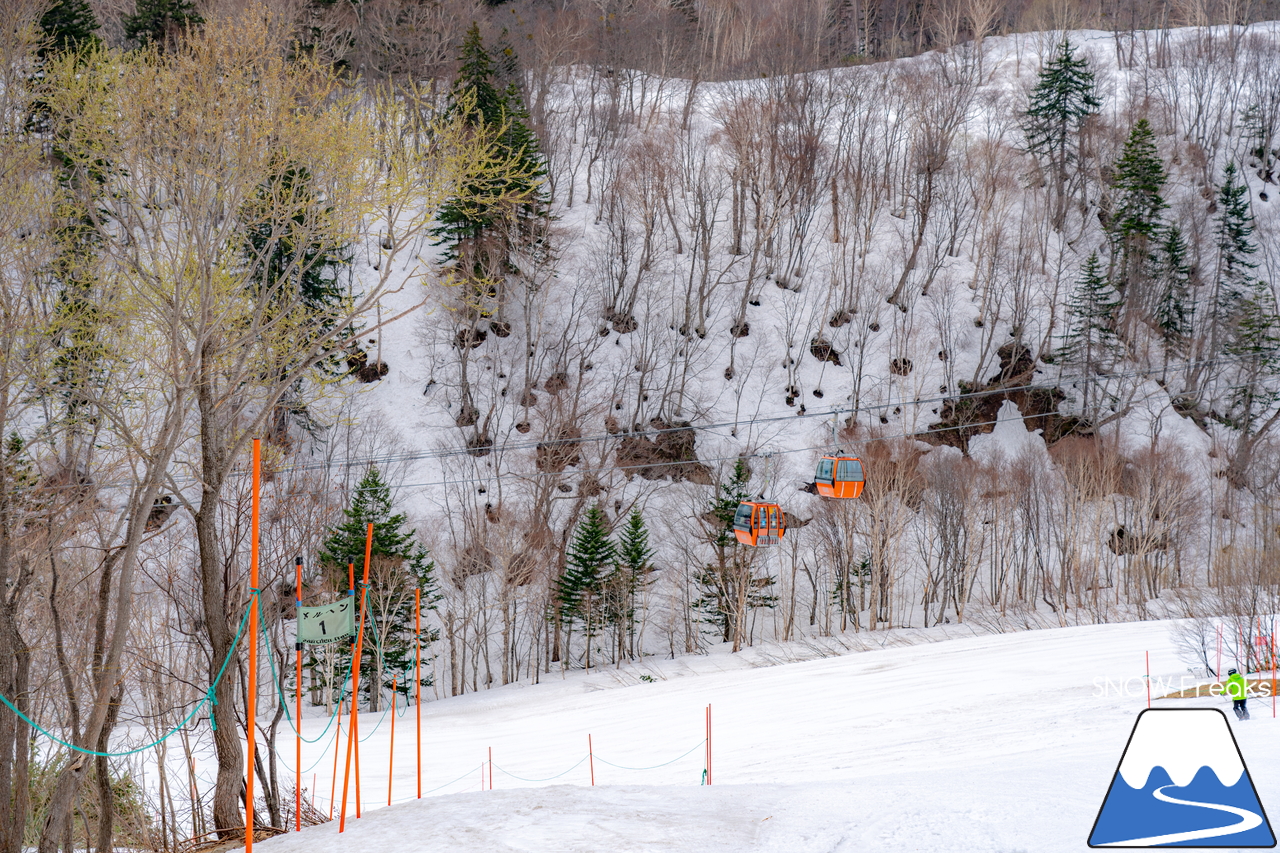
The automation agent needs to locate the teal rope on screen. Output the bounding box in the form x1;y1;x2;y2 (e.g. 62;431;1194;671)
274;715;345;778
358;695;393;742
258;598;353;744
493;754;590;782
594;739;707;770
0;599;254;757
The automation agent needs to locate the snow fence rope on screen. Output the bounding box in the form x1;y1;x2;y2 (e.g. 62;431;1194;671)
0;597;254;757
492;754;590;783
491;739;706;783
594;739;707;771
258;595;355;744
258;589;397;751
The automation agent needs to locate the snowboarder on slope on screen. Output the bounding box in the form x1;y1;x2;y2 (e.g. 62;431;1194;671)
1226;668;1250;720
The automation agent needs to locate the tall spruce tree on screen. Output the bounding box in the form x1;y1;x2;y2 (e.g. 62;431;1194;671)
1224;284;1280;435
557;504;615;669
1154;224;1193;357
1023;38;1102;229
122;0;202;49
39;0;100;56
1059;252;1123;423
244;161;354;435
1214;161;1259;312
607;508;656;662
317;466;439;710
1186;162;1262;411
433;24;548;318
1109;119;1168;305
693;460;777;651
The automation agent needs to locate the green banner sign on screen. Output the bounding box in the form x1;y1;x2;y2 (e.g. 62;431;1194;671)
297;597;355;645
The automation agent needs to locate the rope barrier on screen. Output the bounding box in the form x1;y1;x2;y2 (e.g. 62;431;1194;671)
492;754;590;783
259;599;354;744
0;598;254;757
594;739;707;770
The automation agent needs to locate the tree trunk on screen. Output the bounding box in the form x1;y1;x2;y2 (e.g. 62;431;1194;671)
195;372;244;841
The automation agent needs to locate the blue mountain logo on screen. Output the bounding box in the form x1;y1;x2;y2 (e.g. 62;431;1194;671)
1089;708;1275;847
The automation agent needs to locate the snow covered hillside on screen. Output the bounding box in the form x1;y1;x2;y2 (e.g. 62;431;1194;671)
292;19;1280;699
248;620;1280;852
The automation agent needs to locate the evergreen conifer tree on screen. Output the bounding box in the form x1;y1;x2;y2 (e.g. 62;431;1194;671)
39;0;100;56
317;466;439;710
123;0;203;49
433;24;548;317
1154;224;1193;357
1243;103;1279;183
244;162;353;392
607;508;656;662
557;504;615;669
1214;161;1259;312
1224;283;1280;436
1109;119;1168;301
1023;38;1101;229
1059;252;1123;422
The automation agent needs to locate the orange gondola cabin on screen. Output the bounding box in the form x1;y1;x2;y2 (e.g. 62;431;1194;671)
814;456;865;499
733;501;786;547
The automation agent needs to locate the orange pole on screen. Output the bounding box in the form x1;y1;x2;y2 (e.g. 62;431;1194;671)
415;587;422;800
245;439;262;852
588;734;595;786
328;567;354;822
707;704;712;785
294;556;303;832
1145;651;1151;709
387;674;396;806
339;523;375;832
488;747;493;790
354;706;362;818
328;697;343;820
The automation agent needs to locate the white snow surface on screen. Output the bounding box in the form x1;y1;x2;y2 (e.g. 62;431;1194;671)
1117;708;1244;789
241;620;1280;853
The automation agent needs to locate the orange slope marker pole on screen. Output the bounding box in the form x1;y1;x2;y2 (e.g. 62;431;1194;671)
488;747;493;790
387;674;396;806
328;699;343;820
706;704;712;785
588;734;595;786
328;564;355;820
1145;651;1151;709
354;703;362;818
415;587;422;799
339;523;375;831
1217;624;1222;678
294;556;304;832
245;439;262;853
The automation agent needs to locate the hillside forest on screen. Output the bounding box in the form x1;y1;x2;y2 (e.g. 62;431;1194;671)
3;0;1280;849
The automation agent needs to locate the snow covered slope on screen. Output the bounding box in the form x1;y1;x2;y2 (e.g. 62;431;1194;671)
248;621;1280;852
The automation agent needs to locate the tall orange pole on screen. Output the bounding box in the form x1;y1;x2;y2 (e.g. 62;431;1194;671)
707;704;712;785
339;523;375;832
328;701;342;820
294;556;304;832
354;705;362;818
415;587;422;799
328;564;355;821
245;439;262;852
588;734;595;786
387;675;396;806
